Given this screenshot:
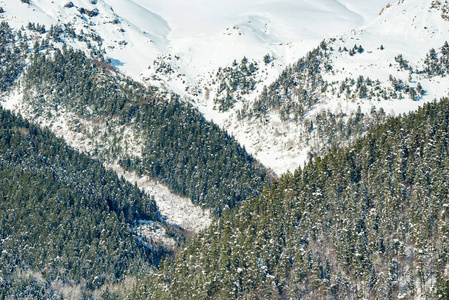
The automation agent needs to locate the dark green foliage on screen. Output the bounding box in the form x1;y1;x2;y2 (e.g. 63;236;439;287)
0;108;162;297
48;23;84;44
251;45;329;122
395;54;410;70
122;99;267;216
152;56;175;75
388;75;422;100
422;42;449;76
22;46;267;218
24;46;132;117
0;21;27;91
27;22;46;34
0;273;61;299
349;44;363;56
214;57;258;111
397;41;449;77
136;98;449;299
263;53;272;64
308;106;387;158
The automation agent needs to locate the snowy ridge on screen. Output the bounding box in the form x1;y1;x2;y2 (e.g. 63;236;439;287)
1;0;448;173
0;0;391;77
178;0;449;174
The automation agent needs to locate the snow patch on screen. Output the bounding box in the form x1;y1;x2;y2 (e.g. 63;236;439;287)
107;163;211;233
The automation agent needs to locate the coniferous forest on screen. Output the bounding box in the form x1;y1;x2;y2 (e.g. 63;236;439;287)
132;99;449;299
0;5;449;298
0;19;268;298
0;108;163;298
22;45;268;217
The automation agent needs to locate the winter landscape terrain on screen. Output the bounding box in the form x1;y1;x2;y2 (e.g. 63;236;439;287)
1;0;399;175
1;0;449;298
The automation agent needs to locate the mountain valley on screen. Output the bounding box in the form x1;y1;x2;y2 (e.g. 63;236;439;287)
0;0;449;298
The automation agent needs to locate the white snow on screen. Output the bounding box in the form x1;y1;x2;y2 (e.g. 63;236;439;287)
134;220;177;251
187;0;449;174
0;0;391;78
108;163;211;233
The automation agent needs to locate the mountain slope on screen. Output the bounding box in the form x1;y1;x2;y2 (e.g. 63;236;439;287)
0;20;268;230
21;46;268;217
0;1;448;299
0;107;164;299
134;98;449;299
3;0;441;176
0;0;391;78
178;0;449;174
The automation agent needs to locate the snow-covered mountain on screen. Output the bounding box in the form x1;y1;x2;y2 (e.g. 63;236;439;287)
0;0;390;76
3;1;449;298
192;0;449;174
1;0;448;176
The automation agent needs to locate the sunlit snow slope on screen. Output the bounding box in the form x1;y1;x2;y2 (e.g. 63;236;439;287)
173;0;449;174
0;0;391;77
2;0;446;176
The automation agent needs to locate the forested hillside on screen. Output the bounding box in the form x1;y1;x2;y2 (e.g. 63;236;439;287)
2;1;449;298
0;17;274;297
20;39;268;218
133;98;449;299
0;21;26;92
0;108;167;299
